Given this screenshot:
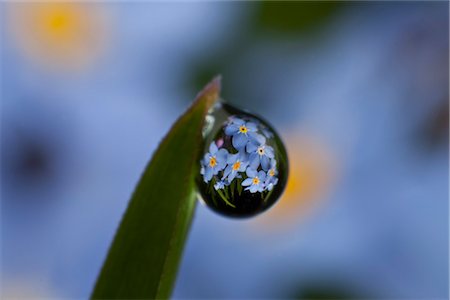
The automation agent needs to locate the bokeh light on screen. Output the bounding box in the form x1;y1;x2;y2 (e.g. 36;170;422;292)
6;2;109;72
255;131;337;231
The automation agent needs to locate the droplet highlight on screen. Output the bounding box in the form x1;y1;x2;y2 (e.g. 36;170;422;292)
197;101;289;218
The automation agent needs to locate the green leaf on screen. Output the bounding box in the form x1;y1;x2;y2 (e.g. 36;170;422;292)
91;77;221;299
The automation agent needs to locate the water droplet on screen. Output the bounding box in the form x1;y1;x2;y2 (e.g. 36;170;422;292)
197;100;289;218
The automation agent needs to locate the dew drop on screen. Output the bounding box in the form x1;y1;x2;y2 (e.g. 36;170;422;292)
197;100;289;218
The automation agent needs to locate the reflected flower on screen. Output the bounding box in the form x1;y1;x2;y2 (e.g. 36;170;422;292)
248;144;274;171
224;117;259;150
201;142;228;182
222;151;249;182
214;180;227;190
242;168;266;193
265;159;278;190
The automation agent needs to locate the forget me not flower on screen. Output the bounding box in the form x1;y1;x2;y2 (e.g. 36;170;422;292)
248;142;275;171
242;168;266;193
265;178;278;191
264;160;278;191
252;119;274;139
265;159;278;181
214;180;228;190
222;151;249;182
202;142;228;182
224;117;259;150
261;127;274;139
245;131;266;154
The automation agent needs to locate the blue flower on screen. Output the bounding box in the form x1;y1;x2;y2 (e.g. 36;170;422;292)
261;127;274;139
264;160;278;191
214;180;228;190
245;132;266;153
247;142;275;171
201;142;228;182
222;151;249;182
265;178;278;191
266;159;277;179
242;168;266;193
224;117;259;150
252;119;274;139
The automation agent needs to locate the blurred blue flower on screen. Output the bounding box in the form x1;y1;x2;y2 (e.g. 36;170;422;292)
264;159;278;185
222;151;249;182
201;142;228;182
265;179;278;191
261;127;274;139
264;161;278;191
214;180;227;190
253;119;274;139
242;168;266;193
224;117;259;150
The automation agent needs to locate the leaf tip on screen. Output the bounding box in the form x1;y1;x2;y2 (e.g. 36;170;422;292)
194;75;222;108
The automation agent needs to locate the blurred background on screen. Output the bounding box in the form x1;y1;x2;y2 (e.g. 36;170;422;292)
1;2;448;299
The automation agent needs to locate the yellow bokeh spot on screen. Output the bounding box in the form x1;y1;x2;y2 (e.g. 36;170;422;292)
45;7;75;34
255;131;337;231
7;2;110;72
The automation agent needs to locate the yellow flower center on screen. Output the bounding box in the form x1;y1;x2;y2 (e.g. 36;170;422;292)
269;169;275;177
209;156;217;167
239;125;248;134
232;161;241;171
252;177;260;185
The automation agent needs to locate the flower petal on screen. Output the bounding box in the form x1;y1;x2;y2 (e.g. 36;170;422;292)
225;124;239;136
246;141;258;153
231;117;245;125
249;153;260;169
248;132;266;145
246;167;257;178
238;151;248;161
232;133;247;149
204;167;213;182
222;165;232;178
216;148;228;161
249;185;258;193
246;122;258;131
218;160;227;170
257;184;265;192
227;153;238;164
262;128;273;138
258;170;266;181
242;178;253;186
212;165;221;175
261;156;270;171
271;159;277;168
239;162;248;172
264;175;272;185
265;146;275;158
228;171;238;182
203;153;210;165
209;142;218;154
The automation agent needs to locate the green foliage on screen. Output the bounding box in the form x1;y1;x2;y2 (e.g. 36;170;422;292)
91;78;221;299
253;2;342;34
